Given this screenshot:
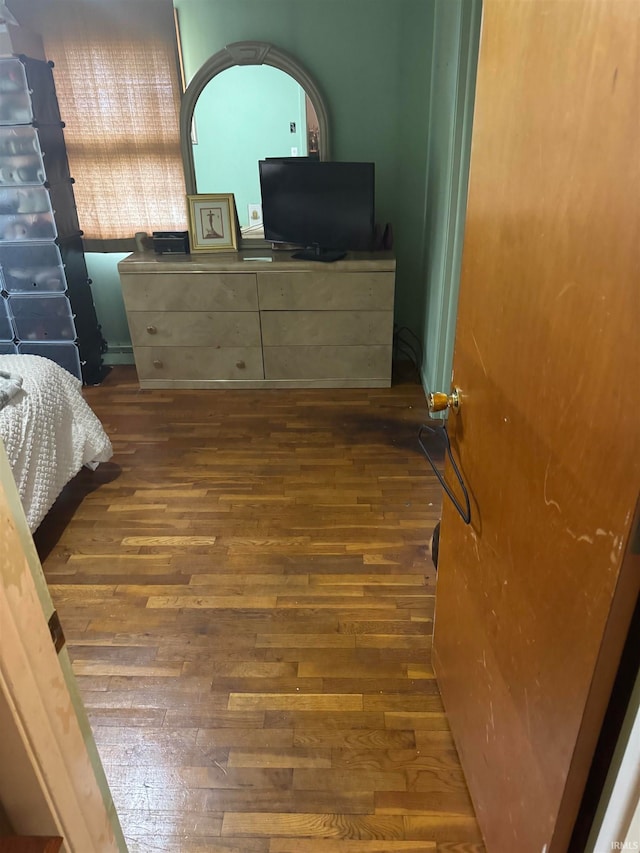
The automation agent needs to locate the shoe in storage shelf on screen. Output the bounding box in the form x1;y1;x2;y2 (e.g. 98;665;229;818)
0;55;107;383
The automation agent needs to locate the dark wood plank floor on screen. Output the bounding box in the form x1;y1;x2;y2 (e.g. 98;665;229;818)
35;366;483;853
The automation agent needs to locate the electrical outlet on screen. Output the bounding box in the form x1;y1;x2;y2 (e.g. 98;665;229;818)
247;203;262;226
291;147;298;157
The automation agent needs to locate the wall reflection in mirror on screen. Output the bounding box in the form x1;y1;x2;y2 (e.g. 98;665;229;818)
192;65;320;237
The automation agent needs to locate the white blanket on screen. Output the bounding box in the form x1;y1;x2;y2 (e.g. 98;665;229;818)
0;368;23;409
0;354;113;531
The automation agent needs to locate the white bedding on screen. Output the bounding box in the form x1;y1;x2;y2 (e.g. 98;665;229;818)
0;354;113;531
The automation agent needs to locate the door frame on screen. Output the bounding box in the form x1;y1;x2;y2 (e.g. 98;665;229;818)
0;442;126;851
420;0;482;397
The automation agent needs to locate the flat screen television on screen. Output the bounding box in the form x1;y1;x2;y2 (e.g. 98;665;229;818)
258;159;375;261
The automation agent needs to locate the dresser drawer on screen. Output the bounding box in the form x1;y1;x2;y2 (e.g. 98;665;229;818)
263;345;392;381
261;310;393;347
120;272;258;311
257;272;395;310
126;311;261;347
134;346;264;381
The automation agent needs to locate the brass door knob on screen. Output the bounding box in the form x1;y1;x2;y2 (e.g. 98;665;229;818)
427;387;460;415
146;325;157;334
152;359;163;368
236;360;246;369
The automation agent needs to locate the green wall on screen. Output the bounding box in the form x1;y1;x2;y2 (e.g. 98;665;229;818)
193;65;307;227
85;253;132;365
84;0;479;393
174;0;432;326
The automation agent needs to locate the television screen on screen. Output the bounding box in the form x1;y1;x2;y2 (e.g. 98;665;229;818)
258;160;375;253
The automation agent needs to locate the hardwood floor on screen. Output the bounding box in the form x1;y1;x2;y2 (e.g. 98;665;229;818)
35;366;484;853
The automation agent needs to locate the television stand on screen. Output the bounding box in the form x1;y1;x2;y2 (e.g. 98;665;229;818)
291;246;347;263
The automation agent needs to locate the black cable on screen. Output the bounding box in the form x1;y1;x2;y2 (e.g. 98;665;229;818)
393;325;424;371
418;422;471;524
398;341;420;367
399;326;424;366
393;328;423;384
395;341;421;370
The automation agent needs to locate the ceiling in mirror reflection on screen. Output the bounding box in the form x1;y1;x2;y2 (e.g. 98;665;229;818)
192;64;320;234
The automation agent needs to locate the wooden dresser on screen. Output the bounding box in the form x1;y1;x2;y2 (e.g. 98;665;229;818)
118;250;396;389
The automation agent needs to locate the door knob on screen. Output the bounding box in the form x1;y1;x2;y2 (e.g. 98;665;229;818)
152;359;163;368
427;387;460;415
146;325;157;334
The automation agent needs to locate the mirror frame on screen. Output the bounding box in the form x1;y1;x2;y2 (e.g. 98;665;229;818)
180;41;331;196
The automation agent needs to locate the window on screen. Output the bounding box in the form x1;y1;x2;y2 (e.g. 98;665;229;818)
19;0;187;243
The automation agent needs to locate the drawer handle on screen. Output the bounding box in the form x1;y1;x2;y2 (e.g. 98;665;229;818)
152;359;163;369
146;325;157;335
236;360;246;369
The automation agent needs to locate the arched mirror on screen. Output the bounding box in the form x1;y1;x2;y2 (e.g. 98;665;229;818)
180;41;330;243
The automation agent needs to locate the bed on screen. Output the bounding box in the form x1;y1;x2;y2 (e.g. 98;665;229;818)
0;354;113;532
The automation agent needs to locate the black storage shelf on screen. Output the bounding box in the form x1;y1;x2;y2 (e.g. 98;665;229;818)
0;123;70;187
0;56;61;126
0;55;107;384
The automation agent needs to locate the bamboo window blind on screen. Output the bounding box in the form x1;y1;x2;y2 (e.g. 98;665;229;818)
19;0;187;242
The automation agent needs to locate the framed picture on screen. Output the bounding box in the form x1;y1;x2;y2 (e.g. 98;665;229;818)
187;193;238;252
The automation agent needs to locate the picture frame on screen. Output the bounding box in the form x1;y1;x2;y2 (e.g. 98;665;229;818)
187;193;238;252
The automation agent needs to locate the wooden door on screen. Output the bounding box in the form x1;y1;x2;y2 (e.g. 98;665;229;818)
432;2;640;852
